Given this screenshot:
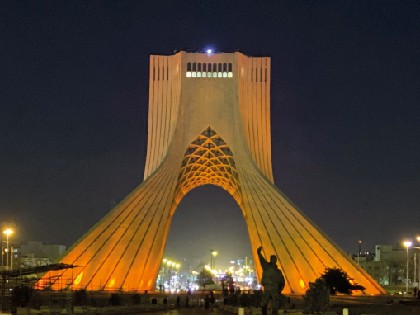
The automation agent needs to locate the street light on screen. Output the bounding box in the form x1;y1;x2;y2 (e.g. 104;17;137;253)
415;236;420;288
3;228;13;270
159;258;168;290
403;241;412;294
212;250;218;270
3;228;13;269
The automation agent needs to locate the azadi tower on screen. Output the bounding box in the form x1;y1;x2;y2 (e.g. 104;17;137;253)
38;51;385;294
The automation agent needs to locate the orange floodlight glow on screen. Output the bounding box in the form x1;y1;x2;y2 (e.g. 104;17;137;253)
107;278;116;288
74;272;83;285
299;279;305;289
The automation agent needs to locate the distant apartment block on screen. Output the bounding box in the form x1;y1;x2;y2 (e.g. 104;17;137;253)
19;241;67;267
354;244;415;288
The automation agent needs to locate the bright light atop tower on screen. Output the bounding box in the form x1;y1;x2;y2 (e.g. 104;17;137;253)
206;49;213;55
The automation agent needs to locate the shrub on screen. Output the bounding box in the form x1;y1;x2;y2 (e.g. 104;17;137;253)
303;278;330;313
11;285;34;308
131;293;141;305
73;289;88;306
109;293;121;306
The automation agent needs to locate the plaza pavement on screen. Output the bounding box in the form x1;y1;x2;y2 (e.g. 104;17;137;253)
134;295;420;315
1;294;419;315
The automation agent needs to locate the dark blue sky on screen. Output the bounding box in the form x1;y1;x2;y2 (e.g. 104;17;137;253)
1;1;419;266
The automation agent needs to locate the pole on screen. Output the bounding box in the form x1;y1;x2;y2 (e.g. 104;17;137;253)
414;253;417;288
1;275;6;312
406;245;409;294
5;234;8;270
10;246;13;270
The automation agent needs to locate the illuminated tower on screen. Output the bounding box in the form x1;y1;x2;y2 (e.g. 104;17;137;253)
39;51;385;294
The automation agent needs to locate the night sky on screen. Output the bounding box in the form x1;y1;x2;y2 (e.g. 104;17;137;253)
1;1;419;268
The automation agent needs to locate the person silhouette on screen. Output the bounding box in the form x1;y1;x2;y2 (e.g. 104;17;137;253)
257;246;285;315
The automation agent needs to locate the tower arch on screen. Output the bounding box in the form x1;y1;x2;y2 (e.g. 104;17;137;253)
38;51;385;295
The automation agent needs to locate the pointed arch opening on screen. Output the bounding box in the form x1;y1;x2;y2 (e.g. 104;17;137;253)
162;185;253;288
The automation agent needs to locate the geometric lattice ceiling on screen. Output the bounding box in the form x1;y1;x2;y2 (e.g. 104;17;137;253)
175;126;241;204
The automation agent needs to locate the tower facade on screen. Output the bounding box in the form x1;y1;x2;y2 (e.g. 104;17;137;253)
39;51;385;294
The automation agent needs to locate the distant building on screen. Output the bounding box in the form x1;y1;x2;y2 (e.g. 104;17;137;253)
354;245;410;287
18;241;67;268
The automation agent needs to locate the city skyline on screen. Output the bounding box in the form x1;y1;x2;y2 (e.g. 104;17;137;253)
1;2;419;268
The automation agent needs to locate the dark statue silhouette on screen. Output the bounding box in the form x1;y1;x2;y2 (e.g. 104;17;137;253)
257;246;285;315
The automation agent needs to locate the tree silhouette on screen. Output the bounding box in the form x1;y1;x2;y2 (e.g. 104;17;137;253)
11;285;33;308
196;268;215;289
221;272;235;293
321;267;365;295
303;278;330;313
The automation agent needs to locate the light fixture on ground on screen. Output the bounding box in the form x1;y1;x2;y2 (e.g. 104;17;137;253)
403;240;412;294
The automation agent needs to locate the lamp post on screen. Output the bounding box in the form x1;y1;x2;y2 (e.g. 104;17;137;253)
3;228;13;270
10;246;13;270
418;236;420;287
403;241;412;294
210;250;218;270
174;263;181;291
414;252;417;288
357;240;362;264
166;260;173;290
415;236;420;288
160;258;167;290
212;251;218;270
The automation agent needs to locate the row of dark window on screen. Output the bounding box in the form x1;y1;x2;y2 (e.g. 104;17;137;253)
252;67;268;82
152;66;169;81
